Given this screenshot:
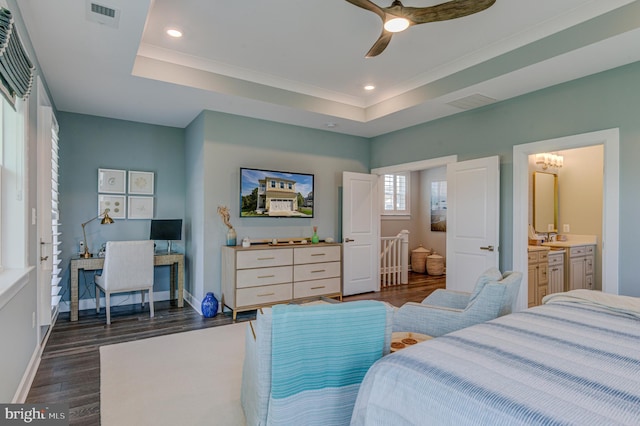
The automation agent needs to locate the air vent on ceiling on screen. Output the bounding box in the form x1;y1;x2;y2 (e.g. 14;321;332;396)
86;1;121;28
447;93;497;110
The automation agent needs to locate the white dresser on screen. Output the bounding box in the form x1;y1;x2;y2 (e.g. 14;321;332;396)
221;243;342;320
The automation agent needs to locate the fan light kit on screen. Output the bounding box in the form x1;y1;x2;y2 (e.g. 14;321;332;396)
346;0;496;57
384;17;410;32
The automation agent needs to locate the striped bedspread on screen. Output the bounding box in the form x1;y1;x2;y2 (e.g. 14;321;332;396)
351;299;640;425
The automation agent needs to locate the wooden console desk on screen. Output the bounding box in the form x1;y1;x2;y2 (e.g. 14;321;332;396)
69;252;184;321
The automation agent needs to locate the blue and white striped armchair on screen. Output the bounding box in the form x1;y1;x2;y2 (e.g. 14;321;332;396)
393;268;522;337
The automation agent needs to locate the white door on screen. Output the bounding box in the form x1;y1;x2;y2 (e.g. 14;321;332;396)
342;172;379;296
446;156;500;292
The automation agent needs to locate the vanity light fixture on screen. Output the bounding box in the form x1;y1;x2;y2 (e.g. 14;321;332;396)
535;153;563;170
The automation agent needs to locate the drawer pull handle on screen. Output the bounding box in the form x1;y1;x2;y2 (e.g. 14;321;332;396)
311;269;326;273
257;292;275;297
257;257;275;260
311;286;326;290
258;275;275;279
311;253;326;256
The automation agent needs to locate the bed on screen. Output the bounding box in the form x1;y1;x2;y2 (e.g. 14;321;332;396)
351;290;640;425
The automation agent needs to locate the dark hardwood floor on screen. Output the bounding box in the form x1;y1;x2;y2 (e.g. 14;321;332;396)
26;272;445;425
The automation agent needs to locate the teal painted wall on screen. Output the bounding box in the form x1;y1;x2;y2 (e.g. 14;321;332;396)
57;61;640;308
185;111;370;304
58;113;185;305
370;61;640;297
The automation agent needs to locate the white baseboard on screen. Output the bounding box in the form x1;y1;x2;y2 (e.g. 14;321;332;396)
58;290;173;313
183;289;201;315
56;290;217;316
12;311;58;403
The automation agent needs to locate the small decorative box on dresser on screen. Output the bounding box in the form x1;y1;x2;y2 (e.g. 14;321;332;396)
221;243;342;320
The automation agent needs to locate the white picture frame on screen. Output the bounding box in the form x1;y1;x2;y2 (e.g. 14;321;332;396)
98;168;126;194
128;170;154;195
128;196;154;219
98;195;126;219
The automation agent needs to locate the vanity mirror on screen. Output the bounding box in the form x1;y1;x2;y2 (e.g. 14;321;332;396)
533;171;558;233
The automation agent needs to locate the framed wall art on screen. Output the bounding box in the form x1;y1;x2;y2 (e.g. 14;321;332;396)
98;168;126;194
128;170;154;195
128;196;154;219
430;181;447;232
98;195;126;219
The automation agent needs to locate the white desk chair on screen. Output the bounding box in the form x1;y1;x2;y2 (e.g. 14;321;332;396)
95;240;155;325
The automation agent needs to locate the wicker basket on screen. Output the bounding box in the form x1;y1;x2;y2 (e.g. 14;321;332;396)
427;252;444;276
411;245;431;274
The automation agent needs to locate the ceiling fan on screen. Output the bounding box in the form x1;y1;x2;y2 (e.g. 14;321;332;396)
346;0;496;57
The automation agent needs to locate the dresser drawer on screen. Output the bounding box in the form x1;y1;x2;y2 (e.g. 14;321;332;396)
236;283;292;307
237;248;293;269
236;266;292;289
528;252;539;263
294;261;341;282
294;278;341;299
294;245;341;264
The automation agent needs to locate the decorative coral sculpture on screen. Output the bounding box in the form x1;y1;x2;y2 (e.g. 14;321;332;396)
217;205;233;229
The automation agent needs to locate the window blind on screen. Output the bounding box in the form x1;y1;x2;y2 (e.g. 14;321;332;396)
0;8;35;104
50;118;62;311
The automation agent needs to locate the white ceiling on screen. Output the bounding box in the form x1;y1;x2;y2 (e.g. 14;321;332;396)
17;0;640;137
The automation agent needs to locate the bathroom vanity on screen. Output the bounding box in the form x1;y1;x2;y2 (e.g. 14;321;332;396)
543;236;597;292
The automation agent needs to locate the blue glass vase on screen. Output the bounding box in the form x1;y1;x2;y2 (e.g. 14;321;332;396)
201;292;218;318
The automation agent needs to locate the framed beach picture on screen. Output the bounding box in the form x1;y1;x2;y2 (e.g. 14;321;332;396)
128;196;154;219
430;181;447;232
128;171;154;195
98;168;126;194
98;195;126;219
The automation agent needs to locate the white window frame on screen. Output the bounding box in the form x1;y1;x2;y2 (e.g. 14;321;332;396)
382;171;410;217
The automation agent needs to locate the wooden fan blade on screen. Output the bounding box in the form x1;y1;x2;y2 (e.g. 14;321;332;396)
402;0;496;24
365;31;393;58
345;0;386;21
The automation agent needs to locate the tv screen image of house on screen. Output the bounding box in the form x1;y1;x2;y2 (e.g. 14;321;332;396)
240;168;314;217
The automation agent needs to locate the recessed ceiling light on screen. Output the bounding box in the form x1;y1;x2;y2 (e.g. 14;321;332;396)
166;28;183;38
364;85;375;91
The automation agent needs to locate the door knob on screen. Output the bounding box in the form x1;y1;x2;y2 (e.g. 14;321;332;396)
344;238;355;243
480;245;495;252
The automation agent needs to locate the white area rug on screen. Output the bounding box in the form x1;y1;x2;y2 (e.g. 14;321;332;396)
100;322;247;425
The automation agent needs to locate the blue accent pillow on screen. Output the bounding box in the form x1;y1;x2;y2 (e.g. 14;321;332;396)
467;267;503;307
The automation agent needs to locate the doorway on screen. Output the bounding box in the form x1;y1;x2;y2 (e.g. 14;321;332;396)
371;155;458;287
513;128;620;311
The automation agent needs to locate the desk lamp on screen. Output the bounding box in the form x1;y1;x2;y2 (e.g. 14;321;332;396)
81;208;114;258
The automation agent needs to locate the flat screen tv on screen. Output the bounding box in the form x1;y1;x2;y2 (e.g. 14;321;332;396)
240;167;314;218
